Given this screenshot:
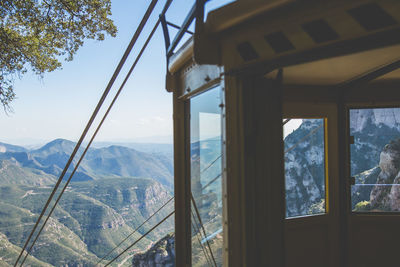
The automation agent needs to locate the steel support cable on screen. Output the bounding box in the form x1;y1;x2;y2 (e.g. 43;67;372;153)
283;118;291;126
96;196;174;265
191;203;221;243
191;221;212;266
104;211;175;267
196;177;224;241
193;225;214;267
15;1;161;266
193;155;222;266
191;194;217;266
191;208;217;267
284;124;324;154
200;155;221;174
166;21;194;34
201;173;221;191
191;211;214;267
190;153;222;266
18;1;174;266
98;153;219;264
190;200;217;267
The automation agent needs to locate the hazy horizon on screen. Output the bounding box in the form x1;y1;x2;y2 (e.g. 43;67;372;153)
0;135;174;147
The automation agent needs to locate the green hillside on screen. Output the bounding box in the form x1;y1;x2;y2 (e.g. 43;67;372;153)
0;140;175;265
0;201;99;266
70;178;174;240
0;160;56;186
0;178;173;265
0;233;51;267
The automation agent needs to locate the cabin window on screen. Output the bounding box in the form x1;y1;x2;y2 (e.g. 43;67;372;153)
190;86;224;266
283;118;327;218
350;108;400;212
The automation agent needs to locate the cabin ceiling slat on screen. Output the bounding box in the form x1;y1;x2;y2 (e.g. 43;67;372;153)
196;0;400;83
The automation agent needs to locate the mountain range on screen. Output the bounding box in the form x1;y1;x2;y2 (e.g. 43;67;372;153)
3;108;399;265
0;139;173;188
0;140;174;266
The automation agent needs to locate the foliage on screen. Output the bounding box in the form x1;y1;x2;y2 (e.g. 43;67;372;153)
354;201;371;212
0;0;117;110
351;166;380;210
308;198;325;215
0;232;52;267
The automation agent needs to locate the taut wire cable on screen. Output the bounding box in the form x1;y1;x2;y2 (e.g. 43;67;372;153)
15;0;159;265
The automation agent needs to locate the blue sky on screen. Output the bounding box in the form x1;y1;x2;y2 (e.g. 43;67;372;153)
0;0;233;146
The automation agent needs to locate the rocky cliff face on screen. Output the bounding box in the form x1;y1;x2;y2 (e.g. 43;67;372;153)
132;233;175;267
350;108;400;133
350;108;400;210
284;119;325;217
350;109;400;176
285;109;400;215
370;139;400;211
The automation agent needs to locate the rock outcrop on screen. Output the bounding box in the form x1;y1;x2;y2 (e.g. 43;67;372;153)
350;108;400;133
370;139;400;211
132;233;175;267
285;110;400;215
284;119;325;217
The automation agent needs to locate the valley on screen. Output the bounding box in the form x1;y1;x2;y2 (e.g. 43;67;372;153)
3;108;399;266
0;140;174;266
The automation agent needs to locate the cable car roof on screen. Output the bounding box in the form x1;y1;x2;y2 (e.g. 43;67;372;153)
191;0;400;85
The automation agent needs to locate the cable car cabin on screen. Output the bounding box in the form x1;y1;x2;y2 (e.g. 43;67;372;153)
165;0;400;266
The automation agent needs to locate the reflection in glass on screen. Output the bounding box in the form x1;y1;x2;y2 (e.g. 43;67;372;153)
350;108;400;212
283;118;326;218
190;87;223;266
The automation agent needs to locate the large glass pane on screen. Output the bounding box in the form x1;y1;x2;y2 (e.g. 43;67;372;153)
351;108;400;212
283;118;326;218
190;87;223;266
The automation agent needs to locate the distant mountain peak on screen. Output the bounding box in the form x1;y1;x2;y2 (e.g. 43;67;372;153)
107;144;133;150
350;108;400;132
0;142;28;153
0;138;173;187
42;138;75;147
35;138;77;154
